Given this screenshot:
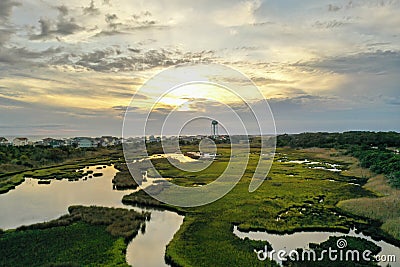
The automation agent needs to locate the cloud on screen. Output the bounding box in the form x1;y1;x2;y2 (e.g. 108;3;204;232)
105;13;120;30
0;95;26;109
0;46;62;64
268;94;336;110
328;4;341;12
56;5;69;17
0;0;21;22
112;105;130;111
314;20;349;29
51;47;215;72
0;0;21;46
30;6;84;41
293;50;400;75
128;48;141;53
0;29;13;46
94;10;164;37
83;0;100;16
131;11;157;27
383;96;400;105
0;0;399;135
56;18;82;35
214;0;261;26
251;76;295;85
109;91;148;99
0;124;64;129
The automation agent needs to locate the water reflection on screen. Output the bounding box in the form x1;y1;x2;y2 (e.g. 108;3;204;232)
126;210;183;267
0;165;184;267
0;165;130;229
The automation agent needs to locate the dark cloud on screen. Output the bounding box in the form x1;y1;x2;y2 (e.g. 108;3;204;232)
56;5;69;16
0;46;62;64
53;47;214;72
30;6;84;41
83;0;100;16
56;18;82;35
293;50;400;75
105;13;121;30
128;48;141;53
152;107;173;114
131;11;157;28
328;4;341;12
0;29;13;46
112;105;129;111
269;94;331;108
366;42;391;47
93;30;125;37
233;46;259;51
314;20;348;29
112;105;142;119
30;2;84;40
94;24;167;37
93;10;166;37
106;13;118;22
0;1;21;46
76;48;115;64
37;18;51;37
263;94;341;129
0;0;21;22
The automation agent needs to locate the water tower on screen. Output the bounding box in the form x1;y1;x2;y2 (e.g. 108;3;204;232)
211;120;219;138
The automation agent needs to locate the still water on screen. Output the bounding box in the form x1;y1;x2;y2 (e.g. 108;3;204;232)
2;164;398;267
0;165;183;267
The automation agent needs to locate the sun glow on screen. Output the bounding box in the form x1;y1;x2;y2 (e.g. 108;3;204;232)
154;83;241;111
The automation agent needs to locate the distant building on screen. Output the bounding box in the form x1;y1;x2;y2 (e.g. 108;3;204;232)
179;136;196;143
40;138;65;148
76;137;96;148
147;135;160;143
99;136;120;147
50;139;65;148
13;137;29;146
65;138;75;147
42;138;55;146
34;140;44;146
0;137;9;146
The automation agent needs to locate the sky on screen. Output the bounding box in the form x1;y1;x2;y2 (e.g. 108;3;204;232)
0;0;399;137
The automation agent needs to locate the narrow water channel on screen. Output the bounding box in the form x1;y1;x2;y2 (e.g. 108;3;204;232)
0;165;184;267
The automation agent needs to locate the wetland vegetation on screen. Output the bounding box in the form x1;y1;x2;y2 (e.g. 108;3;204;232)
0;146;122;193
122;132;400;266
0;131;399;266
0;206;150;267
